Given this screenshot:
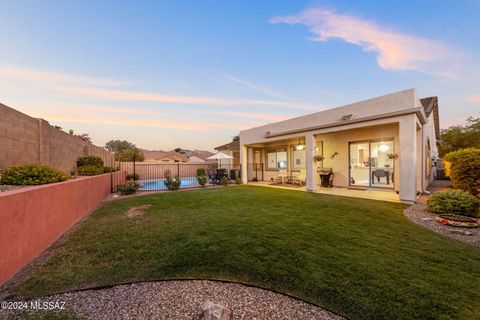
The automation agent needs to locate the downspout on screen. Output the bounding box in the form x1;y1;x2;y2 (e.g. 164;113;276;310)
421;124;428;194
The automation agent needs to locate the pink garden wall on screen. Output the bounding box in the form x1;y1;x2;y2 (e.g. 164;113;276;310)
0;171;126;285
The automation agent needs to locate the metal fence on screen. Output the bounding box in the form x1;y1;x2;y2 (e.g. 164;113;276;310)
119;162;242;191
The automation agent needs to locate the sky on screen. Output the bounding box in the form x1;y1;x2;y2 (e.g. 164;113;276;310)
0;0;479;151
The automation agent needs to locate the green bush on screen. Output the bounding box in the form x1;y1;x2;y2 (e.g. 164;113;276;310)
219;176;229;186
197;176;208;187
77;156;104;168
235;177;243;185
427;190;480;217
126;173;140;180
164;176;181;190
103;166;118;173
196;168;207;187
77;165;104;176
0;164;69;186
443;148;480;196
117;181;140;195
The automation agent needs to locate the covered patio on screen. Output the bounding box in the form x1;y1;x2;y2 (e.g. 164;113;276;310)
248;180;401;203
239;89;440;204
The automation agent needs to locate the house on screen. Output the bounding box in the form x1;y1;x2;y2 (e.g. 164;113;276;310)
239;89;440;204
214;140;240;168
143;150;188;163
187;155;206;163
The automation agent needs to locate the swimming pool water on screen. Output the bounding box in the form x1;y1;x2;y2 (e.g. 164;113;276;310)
139;178;197;190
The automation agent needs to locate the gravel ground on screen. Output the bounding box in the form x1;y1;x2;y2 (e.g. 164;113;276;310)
0;185;25;192
0;280;345;320
403;180;480;248
404;203;480;248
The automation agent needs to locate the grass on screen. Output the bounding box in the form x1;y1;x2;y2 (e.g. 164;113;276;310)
9;186;480;319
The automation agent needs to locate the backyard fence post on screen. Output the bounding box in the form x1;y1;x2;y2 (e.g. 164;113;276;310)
133;154;136;183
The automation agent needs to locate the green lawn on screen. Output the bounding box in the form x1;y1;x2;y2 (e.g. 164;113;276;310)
9;186;480;319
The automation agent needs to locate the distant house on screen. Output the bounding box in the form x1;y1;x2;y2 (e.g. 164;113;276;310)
143;150;188;163
214;140;240;168
187;155;206;163
239;89;440;204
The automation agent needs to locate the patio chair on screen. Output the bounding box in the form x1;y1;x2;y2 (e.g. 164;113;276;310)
273;169;288;184
290;169;306;186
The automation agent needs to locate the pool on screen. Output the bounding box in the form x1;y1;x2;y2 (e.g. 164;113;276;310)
139;177;198;190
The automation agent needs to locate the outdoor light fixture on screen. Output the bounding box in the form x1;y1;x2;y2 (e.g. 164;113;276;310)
295;138;305;151
379;143;390;152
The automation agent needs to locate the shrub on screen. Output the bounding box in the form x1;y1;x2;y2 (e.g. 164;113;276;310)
0;164;69;186
103;166;118;173
126;173;140;181
197;176;208;187
196;168;206;177
164;175;181;190
427;190;480;217
219;176;229;186
117;181;140;195
77;156;104;168
77;165;104;176
235;177;242;185
443;148;480;196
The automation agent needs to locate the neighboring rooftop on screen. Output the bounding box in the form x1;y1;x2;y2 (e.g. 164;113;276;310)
215;140;239;150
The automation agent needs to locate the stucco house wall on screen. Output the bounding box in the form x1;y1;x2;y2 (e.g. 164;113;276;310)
239;89;440;204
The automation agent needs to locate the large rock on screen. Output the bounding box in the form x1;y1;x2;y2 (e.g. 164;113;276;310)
200;301;232;320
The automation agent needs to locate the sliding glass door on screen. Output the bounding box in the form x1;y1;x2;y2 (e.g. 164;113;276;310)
349;140;394;189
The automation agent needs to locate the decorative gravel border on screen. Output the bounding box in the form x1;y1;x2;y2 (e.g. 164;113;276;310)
404;201;480;248
0;280;346;320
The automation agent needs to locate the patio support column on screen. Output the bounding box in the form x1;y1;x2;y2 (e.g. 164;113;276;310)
305;134;317;192
240;143;248;184
399;115;417;203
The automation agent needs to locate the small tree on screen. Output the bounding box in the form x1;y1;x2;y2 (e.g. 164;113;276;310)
77;133;92;143
440;116;480;156
105;140;144;161
196;168;207;187
444;148;480;196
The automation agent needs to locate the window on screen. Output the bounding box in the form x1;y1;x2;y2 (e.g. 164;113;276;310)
292;148;306;170
267;149;287;169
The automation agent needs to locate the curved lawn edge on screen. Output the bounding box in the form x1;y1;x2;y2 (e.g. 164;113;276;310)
17;278;348;319
6;186;480;319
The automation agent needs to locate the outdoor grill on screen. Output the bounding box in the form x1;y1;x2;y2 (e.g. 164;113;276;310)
319;168;334;188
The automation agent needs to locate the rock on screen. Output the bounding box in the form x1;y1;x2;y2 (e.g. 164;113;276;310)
200;301;232;320
449;229;474;236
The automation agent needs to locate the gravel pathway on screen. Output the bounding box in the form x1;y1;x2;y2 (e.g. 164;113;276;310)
0;280;345;320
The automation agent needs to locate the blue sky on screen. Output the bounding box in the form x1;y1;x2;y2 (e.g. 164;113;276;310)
0;0;479;150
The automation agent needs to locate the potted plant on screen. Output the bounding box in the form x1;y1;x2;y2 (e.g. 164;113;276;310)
387;152;399;160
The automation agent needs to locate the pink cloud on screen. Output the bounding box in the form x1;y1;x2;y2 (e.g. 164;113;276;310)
468;96;480;104
32;112;248;131
0;65;125;87
55;85;321;110
271;8;458;76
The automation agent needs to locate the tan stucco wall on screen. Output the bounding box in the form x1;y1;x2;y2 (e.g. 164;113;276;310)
315;124;399;189
239;89;439;203
0;103;115;173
